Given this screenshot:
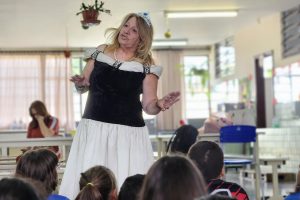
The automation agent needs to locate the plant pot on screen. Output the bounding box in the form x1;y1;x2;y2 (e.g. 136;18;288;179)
81;9;101;26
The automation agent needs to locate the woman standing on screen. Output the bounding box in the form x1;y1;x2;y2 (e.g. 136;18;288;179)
59;12;180;199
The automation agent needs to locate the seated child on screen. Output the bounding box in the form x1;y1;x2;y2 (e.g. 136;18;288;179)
118;174;145;200
188;141;249;200
75;165;117;200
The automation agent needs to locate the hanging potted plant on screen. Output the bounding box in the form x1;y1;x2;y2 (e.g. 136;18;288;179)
76;0;111;29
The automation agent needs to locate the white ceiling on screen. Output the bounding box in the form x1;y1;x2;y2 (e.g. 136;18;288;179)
0;0;299;49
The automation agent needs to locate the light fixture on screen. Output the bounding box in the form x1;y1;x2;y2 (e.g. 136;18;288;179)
152;39;188;47
165;10;238;18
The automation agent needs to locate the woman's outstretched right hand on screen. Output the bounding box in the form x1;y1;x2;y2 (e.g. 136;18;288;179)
70;75;89;87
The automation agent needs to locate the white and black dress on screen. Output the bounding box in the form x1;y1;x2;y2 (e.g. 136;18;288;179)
59;48;161;199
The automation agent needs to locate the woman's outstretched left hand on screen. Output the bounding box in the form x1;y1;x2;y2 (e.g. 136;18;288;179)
158;91;180;111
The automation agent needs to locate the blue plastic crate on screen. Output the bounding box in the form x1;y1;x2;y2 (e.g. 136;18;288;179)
224;159;252;165
220;125;256;143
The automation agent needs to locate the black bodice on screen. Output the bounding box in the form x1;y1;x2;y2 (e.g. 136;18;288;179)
82;60;146;127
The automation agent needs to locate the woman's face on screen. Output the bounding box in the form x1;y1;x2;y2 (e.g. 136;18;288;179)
118;17;140;49
31;108;38;118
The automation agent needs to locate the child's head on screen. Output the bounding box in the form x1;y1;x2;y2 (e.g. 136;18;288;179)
139;155;207;200
0;178;40;200
118;174;145;200
188;141;224;182
15;148;58;194
168;124;198;154
29;100;49;118
75;165;117;200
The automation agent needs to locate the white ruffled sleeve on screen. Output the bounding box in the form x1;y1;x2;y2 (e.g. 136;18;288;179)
83;48;98;60
149;65;163;78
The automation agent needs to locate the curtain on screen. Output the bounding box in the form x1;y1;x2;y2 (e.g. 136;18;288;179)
152;50;185;130
44;54;74;131
0;53;74;131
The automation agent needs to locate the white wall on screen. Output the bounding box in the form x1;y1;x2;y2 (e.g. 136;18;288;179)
234;12;300;82
235;14;280;79
224;13;300;126
259;128;300;173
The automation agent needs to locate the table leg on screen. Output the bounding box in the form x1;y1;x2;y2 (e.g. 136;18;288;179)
1;147;8;157
161;141;167;157
268;163;283;200
157;138;162;158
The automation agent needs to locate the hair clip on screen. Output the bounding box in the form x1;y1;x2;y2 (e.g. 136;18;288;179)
137;12;151;27
86;182;94;187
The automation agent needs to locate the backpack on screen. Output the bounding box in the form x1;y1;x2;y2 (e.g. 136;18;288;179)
166;125;198;154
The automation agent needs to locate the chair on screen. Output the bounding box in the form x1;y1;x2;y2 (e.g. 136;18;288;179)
220;125;261;200
210;188;233;197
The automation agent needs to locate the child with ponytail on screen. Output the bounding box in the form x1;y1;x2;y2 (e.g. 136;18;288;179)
75;166;117;200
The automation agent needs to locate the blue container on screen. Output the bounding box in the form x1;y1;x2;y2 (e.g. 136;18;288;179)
220;125;256;143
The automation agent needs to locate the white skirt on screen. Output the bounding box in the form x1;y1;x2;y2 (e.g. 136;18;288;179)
59;119;154;199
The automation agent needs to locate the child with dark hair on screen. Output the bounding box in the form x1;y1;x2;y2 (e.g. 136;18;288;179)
75;165;117;200
166;124;198;154
188;141;249;200
15;148;69;200
118;174;145;200
0;178;40;200
139;155;207;200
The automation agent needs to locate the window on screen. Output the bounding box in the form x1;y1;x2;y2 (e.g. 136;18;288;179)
0;54;41;128
0;53;72;129
281;5;300;58
274;62;300;104
273;62;300;120
71;57;88;123
290;62;300;101
210;80;239;113
263;54;274;78
215;38;235;78
184;55;209;119
274;65;292;103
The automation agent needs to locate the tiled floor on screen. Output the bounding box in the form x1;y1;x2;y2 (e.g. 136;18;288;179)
225;172;295;200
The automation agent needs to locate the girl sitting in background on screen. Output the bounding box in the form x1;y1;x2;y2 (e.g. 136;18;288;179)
28;100;59;138
19;100;60;158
